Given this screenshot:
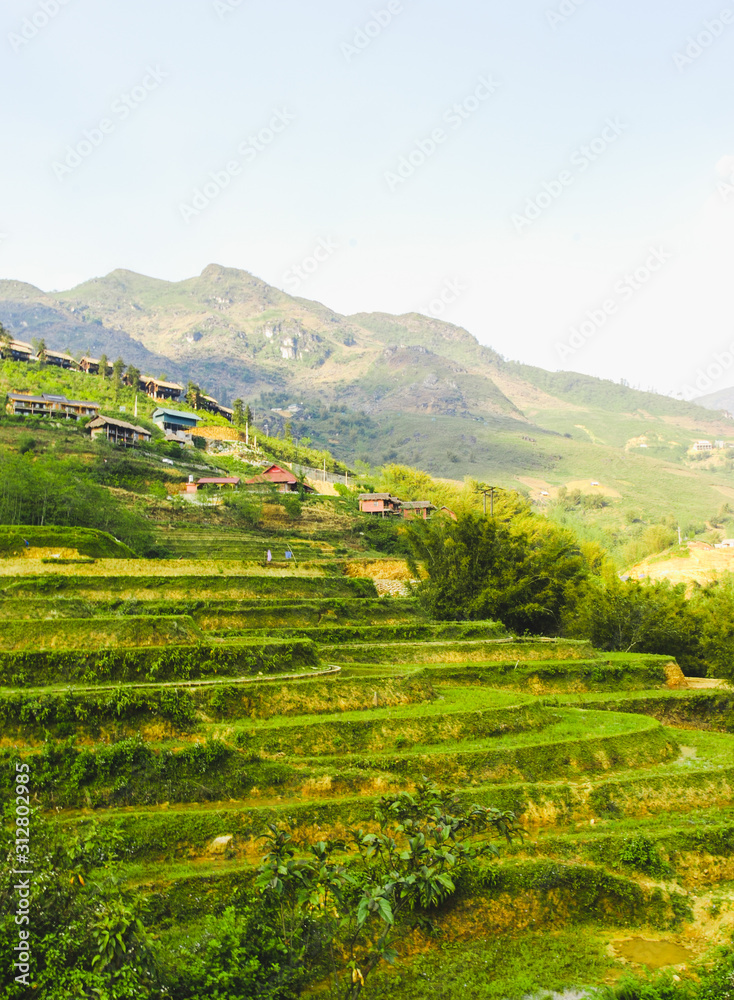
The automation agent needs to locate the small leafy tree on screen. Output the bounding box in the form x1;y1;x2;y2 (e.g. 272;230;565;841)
125;365;141;392
222;490;262;528
98;353;109;378
233;398;244;426
35;338;47;362
245;403;253;425
256;779;523;999
112;357;125;398
186;381;202;409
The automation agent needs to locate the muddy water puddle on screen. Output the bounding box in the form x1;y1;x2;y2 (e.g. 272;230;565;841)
613;937;693;968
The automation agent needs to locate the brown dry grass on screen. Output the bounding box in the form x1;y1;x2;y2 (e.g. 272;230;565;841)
197;425;245;442
16;547;83;560
629;545;734;586
345;560;414;581
0;558;331;578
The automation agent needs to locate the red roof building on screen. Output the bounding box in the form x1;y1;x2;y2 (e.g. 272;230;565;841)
245;464;306;493
358;493;402;516
401;500;437;520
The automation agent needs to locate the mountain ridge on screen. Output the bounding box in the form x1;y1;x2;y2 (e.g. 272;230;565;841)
1;264;733;498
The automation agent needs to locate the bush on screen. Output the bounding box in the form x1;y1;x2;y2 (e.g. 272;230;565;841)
155;906;297;999
406;511;588;634
563;576;702;671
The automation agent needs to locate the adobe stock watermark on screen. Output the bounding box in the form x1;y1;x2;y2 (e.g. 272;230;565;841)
546;0;589;30
342;1;404;60
673;9;733;71
679;342;734;400
282;237;339;293
423;278;467;319
179;108;295;223
52;66;168;181
384;75;501;193
12;760;33;987
554;246;673;362
212;0;248;18
513;117;627;233
8;0;74;53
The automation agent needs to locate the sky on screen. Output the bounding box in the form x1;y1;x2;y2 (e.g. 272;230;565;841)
2;0;734;400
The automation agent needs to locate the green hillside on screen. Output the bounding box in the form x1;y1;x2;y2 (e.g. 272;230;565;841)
4;266;734;564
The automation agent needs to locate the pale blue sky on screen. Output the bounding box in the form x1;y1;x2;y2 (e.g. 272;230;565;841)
3;0;734;397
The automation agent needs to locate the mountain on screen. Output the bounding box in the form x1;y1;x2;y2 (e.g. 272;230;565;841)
694;386;734;417
0;279;187;384
3;263;734;531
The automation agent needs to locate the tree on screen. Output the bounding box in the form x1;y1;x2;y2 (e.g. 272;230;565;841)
232;398;244;427
406;511;588;634
0;809;156;996
186;381;202;409
0;450;155;554
245;403;253;425
255;778;522;999
35;338;47;362
564;573;701;671
98;353;109;379
112;357;125;398
125;365;141;392
689;575;734;681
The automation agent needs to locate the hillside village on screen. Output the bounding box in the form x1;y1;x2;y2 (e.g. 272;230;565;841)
0;329;460;517
1;318;734;1000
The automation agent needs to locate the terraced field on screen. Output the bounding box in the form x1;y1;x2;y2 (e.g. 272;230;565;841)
3;549;734;998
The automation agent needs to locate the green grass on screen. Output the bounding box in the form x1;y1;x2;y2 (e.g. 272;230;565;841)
324;638;595;664
0;525;136;558
0;573;378;600
0;596;423;626
0;615;203;649
153;529;341;561
213;621;506;643
230;686;534;731
416;653;673;692
551;688;734;732
0;637;321;686
366;929;615;1000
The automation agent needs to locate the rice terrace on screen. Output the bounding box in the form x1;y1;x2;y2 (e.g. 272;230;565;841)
2;425;734;1000
6;4;734;996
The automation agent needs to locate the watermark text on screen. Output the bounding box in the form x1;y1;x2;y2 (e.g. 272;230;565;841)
179;108;295;222
555;246;673;361
385;75;500;192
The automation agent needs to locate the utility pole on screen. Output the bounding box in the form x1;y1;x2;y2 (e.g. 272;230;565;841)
478;486;500;516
